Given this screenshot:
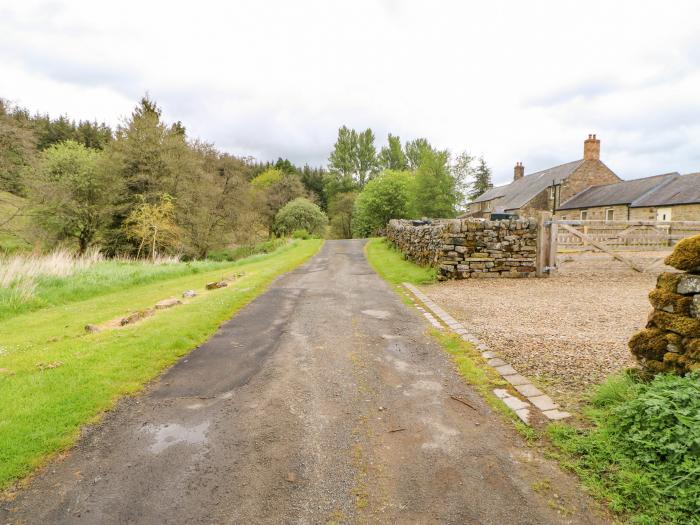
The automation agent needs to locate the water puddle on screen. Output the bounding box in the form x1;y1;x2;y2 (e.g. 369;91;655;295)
142;421;209;454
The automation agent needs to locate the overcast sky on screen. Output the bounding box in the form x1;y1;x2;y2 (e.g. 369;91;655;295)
2;1;700;186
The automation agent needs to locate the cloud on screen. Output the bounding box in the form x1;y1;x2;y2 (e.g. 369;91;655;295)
1;0;700;180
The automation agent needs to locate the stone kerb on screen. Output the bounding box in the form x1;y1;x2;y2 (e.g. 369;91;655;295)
386;218;538;280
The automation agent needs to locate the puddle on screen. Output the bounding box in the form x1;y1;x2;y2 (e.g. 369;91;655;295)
361;309;391;320
142;422;209;454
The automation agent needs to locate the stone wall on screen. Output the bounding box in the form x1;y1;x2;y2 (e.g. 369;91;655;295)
629;235;700;374
386;218;538;280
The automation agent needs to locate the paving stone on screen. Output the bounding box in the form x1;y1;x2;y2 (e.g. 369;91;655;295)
477;344;489;351
542;409;571;420
487;358;507;367
515;408;531;425
529;395;558;411
481;351;496;359
514;383;543;397
492;388;509;399
495;364;518;376
502;395;529;411
504;374;530;386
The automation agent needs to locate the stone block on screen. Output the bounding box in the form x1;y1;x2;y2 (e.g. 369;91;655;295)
678;275;700;294
528;395;558;411
514;383;543;397
502;396;529;411
504;374;529;386
496;364;518;376
487;358;507;367
542;409;571;420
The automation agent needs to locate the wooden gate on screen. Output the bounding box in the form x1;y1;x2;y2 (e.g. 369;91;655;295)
535;217;700;275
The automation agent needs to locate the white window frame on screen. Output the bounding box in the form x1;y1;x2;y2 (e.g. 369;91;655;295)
580;210;588;220
605;208;614;222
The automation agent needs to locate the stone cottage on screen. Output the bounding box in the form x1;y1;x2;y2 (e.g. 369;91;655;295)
464;135;620;219
556;171;700;222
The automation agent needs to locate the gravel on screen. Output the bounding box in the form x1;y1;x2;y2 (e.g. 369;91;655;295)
421;250;674;406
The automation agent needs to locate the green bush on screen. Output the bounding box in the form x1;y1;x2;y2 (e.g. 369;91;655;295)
273;198;327;237
549;372;700;524
291;229;310;239
352;170;415;237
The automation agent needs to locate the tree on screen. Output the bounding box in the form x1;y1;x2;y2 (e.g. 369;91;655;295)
405;138;433;170
0;100;37;194
414;149;459;218
251;167;284;188
328;125;358;182
30;140;117;253
328;192;356;239
356;128;378;187
123;194;181;260
468;157;493;201
101;95;195;253
177;145;258;258
451;151;475;205
300;164;327;208
378;134;408;171
352;170;415;237
273;198;328;237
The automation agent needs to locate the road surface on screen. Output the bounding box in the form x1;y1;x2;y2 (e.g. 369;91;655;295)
2;240;606;524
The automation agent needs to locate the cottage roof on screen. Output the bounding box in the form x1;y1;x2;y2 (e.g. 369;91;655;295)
472;159;584;211
557;172;679;210
630;172;700;207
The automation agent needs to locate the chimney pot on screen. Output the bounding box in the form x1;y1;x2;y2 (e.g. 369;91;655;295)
584;134;601;161
514;162;525;181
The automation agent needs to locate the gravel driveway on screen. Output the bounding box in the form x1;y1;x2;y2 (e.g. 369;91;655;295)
421;251;673;407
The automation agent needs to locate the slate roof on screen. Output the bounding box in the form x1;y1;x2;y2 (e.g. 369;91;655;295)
630;172;700;207
472;159;584;212
557;173;680;210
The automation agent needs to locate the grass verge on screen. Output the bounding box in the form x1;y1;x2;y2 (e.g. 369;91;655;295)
0;239;322;489
364;238;436;286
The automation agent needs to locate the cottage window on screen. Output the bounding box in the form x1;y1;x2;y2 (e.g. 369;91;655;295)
580;210;588;220
485;201;492;211
605;208;614;222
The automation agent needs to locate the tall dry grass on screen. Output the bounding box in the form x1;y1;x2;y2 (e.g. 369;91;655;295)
0;249;103;290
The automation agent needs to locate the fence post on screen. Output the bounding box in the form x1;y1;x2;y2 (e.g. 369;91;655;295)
548;220;558;273
536;211;552;277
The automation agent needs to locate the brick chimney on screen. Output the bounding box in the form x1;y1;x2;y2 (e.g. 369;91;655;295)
584;134;600;160
514;162;524;181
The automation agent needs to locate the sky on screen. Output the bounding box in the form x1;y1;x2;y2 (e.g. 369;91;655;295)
2;0;700;186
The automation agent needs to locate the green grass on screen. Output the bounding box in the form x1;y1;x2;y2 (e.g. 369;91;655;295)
207;238;287;262
548;372;700;524
364;238;436;285
0;239;322;488
0;258;240;321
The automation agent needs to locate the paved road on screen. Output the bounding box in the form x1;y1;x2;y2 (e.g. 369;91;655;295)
2;240;606;524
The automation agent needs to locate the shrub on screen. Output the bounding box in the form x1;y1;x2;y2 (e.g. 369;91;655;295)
550;372;700;523
291;229;310;239
273;198;327;237
352;170;415;237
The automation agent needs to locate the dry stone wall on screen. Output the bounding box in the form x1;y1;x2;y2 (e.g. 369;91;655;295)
386;218;538;280
629;235;700;374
